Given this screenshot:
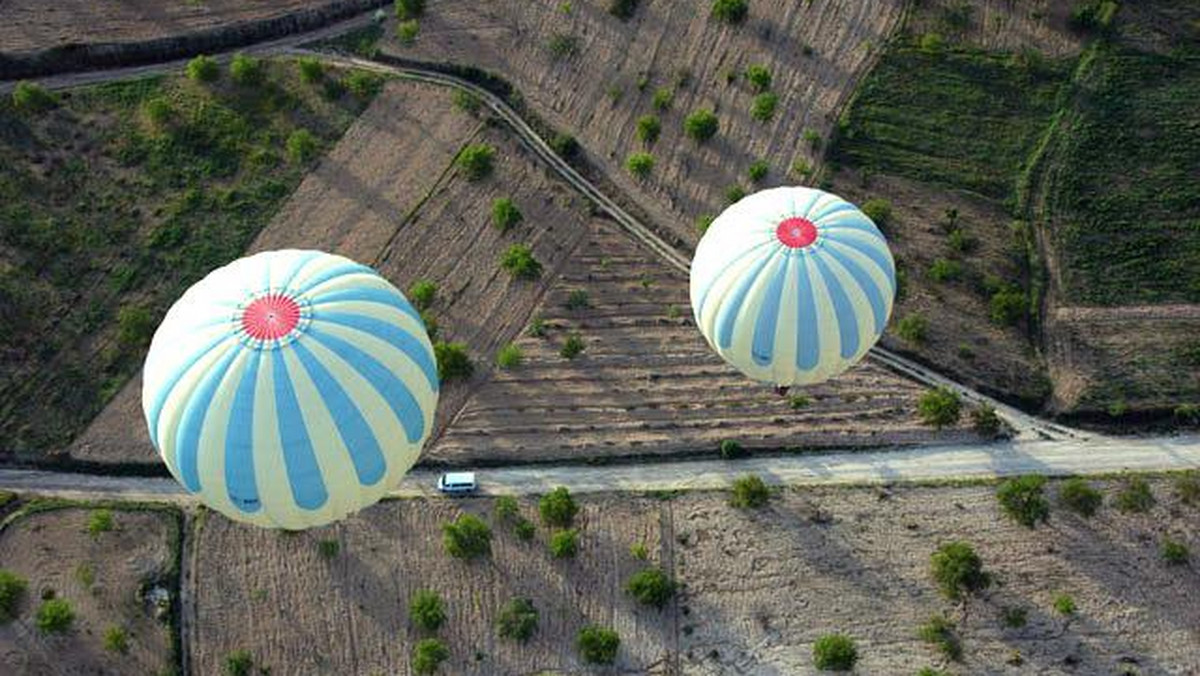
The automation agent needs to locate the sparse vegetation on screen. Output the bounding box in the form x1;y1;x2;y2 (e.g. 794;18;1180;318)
730;475;770;509
496;597;539;642
1175;472;1200;506
696;214;715;235
931;541;989;600
397;19;420;45
918;387;961;429
442;513;492;560
500;244;543;279
1002;606;1028;628
491;197;523;232
725;184;747;204
409;590;446;632
626;567;676;608
456;143;496;180
36;598;74;633
711;0;749;24
577;625;621;664
812;634;858;671
630;542;649;560
186;55;220;82
344;70;384;99
560;332;586;359
684;108;719;142
928;258;963;283
453;90;481;115
627;152;655;178
298;57;323;83
1115;476;1155;513
434;341;474;381
996;475;1050;528
496;343;523;369
896;314;929;344
540;487;579;527
0;569;27;622
412;638;449;675
549;529;580;558
409;280;437;311
918;614;962;661
989;286;1027;325
1059;477;1102;517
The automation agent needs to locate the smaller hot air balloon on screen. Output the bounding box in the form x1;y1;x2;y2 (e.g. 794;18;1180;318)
142;250;439;529
690;187;896;389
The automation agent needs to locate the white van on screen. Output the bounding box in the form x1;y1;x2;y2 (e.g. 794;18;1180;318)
436;472;478;494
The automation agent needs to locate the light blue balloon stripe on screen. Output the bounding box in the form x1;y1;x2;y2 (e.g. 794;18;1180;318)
270;349;329;511
315;311;439;392
751;254;790;366
225;351;263;514
172;345;241;492
812;256;861;359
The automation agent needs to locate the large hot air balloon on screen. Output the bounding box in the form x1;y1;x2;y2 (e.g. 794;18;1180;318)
690;187;896;388
142;250;439;529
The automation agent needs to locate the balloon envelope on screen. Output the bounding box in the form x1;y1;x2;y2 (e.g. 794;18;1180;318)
142;250;439;529
690;187;896;387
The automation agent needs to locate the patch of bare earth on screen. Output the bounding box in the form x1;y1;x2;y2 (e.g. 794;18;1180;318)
385;0;906;247
0;506;178;675
674;479;1200;674
190;495;674;674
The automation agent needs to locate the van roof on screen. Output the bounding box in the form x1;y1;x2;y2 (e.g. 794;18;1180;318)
442;472;476;483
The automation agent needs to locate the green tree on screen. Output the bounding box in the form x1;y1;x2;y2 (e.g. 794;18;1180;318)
861;198;893;231
748;160;769;183
345;71;383;99
684;108;719;142
318;539;340;558
549;529;580;558
626;567;676;607
88;509;115;536
1059;477;1102;517
412;638;449;674
812;634;858;671
609;0;640;20
496;343;523;369
539;487;578;527
397;19;420;44
1115;476;1154;513
931;541;989;600
496;597;539;641
409;280;437;310
442;513;492;559
434;341;474;381
990;287;1027;325
560;333;586;359
928;258;962;283
457;143;496;180
745;64;772;92
652;87;674;111
186;55;220;83
491;197;523;232
636;115;662;144
0;569;27;622
11;81;57;112
996;475;1050;528
229;54;263;85
918;387;962;428
971;405;1002;436
897;313;928;344
104;626;130;654
627;152;655;178
501;244;542;279
1053;593;1076;616
395;0;426;20
286;128;319;164
36;598;74;633
409;590;446;631
711;0;749;24
577;625;620;664
1161;537;1189;565
225;650;253;676
918;614;961;661
298;57;324;83
730;475;769;508
117;307;155;348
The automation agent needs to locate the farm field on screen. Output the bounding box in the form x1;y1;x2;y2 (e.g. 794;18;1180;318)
0;502;180;675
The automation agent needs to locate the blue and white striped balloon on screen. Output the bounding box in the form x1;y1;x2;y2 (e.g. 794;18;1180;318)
690;187;896;387
141;250;439;529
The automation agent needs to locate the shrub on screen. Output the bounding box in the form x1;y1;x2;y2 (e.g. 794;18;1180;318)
409;280;437;310
751;92;778;122
345;70;383;99
1059;477;1102;517
626;567;676;607
457;143;495;180
549;529;579;558
412;638;449;675
996;475;1050;528
539;487;578;527
630;542;649;560
0;569;27;622
918;669;950;676
318;539;340;558
1069;0;1119;32
577;625;620;664
410;590;446;631
397;19;420;44
420;310;438;340
395;0;425;20
497;597;539;641
747;160;770;183
104;626;130;654
500;244;542;280
947;228;975;253
491;197;523;232
920;32;946;54
971;405;1002;436
1002;606;1028;628
726;184;747;204
548;33;580;59
652;87;674;111
860;198;893;230
117;306;155;348
298;57;323;83
918;614;961;661
514;518;536;541
12;81;57;112
897;314;928;344
36;598;74;633
711;0;749;24
527;315;548;337
1053;593;1076;616
229;54;262;85
789;394;811;409
803;129;822;150
496;343;523;369
931;541;989;600
286;128;319;164
442;513;492;559
812;634;858;671
1175;472;1200;506
142;97;173;127
550;133;579;158
495;495;520;522
1162;538;1190;565
186;55;219;82
918;387;962;429
453;90;482;115
609;0;640;20
730;475;770;508
684;108;719;142
1115;476;1154;513
88;509;115;536
928;258;962;283
696;214;715;235
990;287;1027;325
566;289;591;310
745;64;772;92
225;650;253;676
627;152;655;178
434;341;474;381
636;115;661;144
719;439;747;459
560;333;586;359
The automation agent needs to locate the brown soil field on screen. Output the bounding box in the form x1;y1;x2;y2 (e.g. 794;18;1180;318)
906;0;1083;57
190;495;674;675
383;0;906;248
0;503;179;675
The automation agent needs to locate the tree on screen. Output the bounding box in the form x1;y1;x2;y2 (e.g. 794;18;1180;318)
539;487;578;527
298;57;323;83
457;144;495;180
560;333;586;359
117;307;155;348
626;152;655;178
626;567;676;608
636;115;661;144
1058;477;1102;517
412;638;449;675
434;341;473;381
186;55;220;83
491;198;523;232
500;244;542;279
918;614;961;661
1115;476;1154;513
652;87;674;111
609;0;639;20
550;133;579;159
860;198;893;231
229;53;263;85
930;541;989;600
897;314;928;344
928;258;962;283
225;650;254;676
395;0;426;20
442;513;492;559
497;597;539;641
730;475;769;508
397;19;420;44
726;184;747;204
812;634;858;671
0;569;27;622
286;128;319;164
409;280;437;310
409;590;446;631
711;0;749;24
496;343;523;369
918;387;961;429
318;539;340;558
745;64;772;92
577;625;620;664
719;439;747;459
749;92;778;122
996;475;1050;528
971;405;1002;437
684;108;719;142
565;289;590;310
11;81;57;112
748;160;769;183
990;286;1027;325
36;598;74;633
345;71;383;99
1161;537;1189;565
1053;593;1076;616
495;495;519;522
549;529;579;558
88;509;115;536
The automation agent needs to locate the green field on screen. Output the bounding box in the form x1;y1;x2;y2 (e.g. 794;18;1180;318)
0;59;379;455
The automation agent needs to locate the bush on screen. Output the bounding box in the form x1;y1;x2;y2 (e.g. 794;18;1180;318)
745;64;772;92
1162;538;1190;565
711;0;749;24
719;439;747;459
812;634;858;671
626;152;655;178
104;626;130;654
684;108;719;142
409;280;437;310
453;90;482;116
971;405;1002;436
990;287;1027;325
496;343;523;369
0;569;27;622
225;650;253;676
442;513;492;559
996;475;1050;528
631;542;649;560
497;597;539;641
920;32;946;54
803;129;823;150
412;638;449;675
286;128;319;164
514;518;536;541
457;143;496;180
117;306;155;348
609;0;639;20
548;33;580;59
494;495;520;522
397;19;420;44
626;567;676;607
1059;477;1102;517
1053;593;1076;616
186;55;220;82
636;115;661;144
652;87;674;111
577;625;620;664
560;333;586;359
918;387;962;429
549;529;579;558
318;539;340;558
88;509;115;536
500;244;542;279
434;341;473;381
345;70;384;99
696;214;715;235
550;132;579;159
539;487;578;527
928;258;962;283
730;475;769;508
931;541;989;600
229;54;262;85
748;160;769;183
36;598;74;633
566;289;590;310
409;590;446;631
395;0;426;20
789;394;811;409
896;313;928;344
1175;472;1200;506
1115;476;1154;513
726;184;747;204
751;92;778;122
1002;606;1028;628
918;614;961;661
491;197;523;232
298;57;323;83
860;198;893;230
1068;0;1119;32
948;228;975;253
12;81;57;112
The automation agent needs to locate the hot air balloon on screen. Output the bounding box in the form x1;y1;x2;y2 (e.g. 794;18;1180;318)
142;250;439;529
690;187;896;390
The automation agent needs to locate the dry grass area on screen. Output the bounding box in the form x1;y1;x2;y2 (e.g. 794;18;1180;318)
384;0;905;247
0;504;178;675
190;495;674;675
